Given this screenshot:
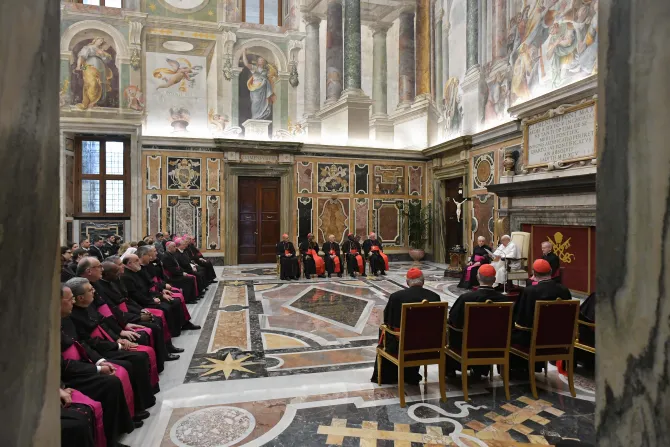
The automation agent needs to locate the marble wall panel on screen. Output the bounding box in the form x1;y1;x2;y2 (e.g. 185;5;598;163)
80;220;125;242
408;165;423;196
167;157;202;190
373;165;405;194
297;197;313;243
354;164;369;194
146;155;162;190
354;198;369;238
65;153;74;217
472;151;495;190
206;195;221;250
297;161;313;194
167;195;202;246
317;198;350;244
206;158;221;192
147;193;162;237
317;163;350;193
472;193;495;247
373;199;404;246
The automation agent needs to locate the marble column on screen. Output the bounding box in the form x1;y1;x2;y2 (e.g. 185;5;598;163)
343;0;362;94
371;23;390;116
492;0;507;60
435;9;443;108
397;9;415;108
415;0;431;98
303;14;321;116
466;0;479;70
1;0;61;445
597;1;670;444
325;0;343;104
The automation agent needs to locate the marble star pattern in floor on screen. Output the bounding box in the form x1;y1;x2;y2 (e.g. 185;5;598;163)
120;264;595;447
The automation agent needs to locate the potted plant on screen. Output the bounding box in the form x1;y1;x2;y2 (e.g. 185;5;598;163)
404;203;432;262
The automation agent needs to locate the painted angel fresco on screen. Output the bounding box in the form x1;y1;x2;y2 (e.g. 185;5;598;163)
152;58;203;92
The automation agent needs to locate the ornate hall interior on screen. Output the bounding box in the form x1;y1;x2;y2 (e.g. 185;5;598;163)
2;0;668;446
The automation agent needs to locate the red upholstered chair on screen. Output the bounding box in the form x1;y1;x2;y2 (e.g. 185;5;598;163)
510;299;580;398
445;301;514;401
376;300;448;407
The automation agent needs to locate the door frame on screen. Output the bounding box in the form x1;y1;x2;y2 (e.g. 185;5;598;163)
225;163;294;265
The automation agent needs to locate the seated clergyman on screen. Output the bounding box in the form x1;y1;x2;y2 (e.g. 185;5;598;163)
363;232;388;276
299;233;326;279
457;236;492;289
491;235;519;288
371;268;441;385
322;234;342;278
276;233;299;280
342;233;365;278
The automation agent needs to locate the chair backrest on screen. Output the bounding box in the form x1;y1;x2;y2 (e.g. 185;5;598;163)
464;301;514;351
399;300;449;354
532;299;580;349
511;231;531;260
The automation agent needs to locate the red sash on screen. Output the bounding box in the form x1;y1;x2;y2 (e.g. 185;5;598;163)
70;390;106;447
173;294;191;321
329;250;341;273
185;273;199;295
349;249;364;274
371;246;389;270
285;250;292;256
136;327;154;348
307;249;325;275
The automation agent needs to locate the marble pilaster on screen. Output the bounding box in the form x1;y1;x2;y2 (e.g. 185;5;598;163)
369;22;393;145
434;9;443;110
325;0;344;104
397;9;416;109
466;0;479;70
303;14;321;117
1;0;61;444
596;0;670;443
492;0;507;60
343;0;363;94
415;0;432;98
442;22;450;81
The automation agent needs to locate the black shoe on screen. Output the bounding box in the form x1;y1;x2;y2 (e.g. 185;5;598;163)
167;345;184;353
374;272;380;277
134;410;150;421
337;273;342;277
380;271;386;276
182;322;201;330
166;353;180;361
328;273;331;278
118;443;131;447
305;275;311;279
350;274;356;278
186;299;198;304
133;420;144;428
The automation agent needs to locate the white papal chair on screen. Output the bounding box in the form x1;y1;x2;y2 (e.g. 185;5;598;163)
505;231;530;286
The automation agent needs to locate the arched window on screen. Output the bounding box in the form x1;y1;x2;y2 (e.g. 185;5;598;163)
243;0;282;26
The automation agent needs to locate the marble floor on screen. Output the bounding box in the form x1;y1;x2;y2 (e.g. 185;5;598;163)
121;262;595;447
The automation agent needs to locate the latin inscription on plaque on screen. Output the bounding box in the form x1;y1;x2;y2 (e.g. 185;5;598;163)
526;103;596;167
240;154;278;164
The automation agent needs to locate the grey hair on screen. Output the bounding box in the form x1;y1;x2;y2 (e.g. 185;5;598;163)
541;241;552;248
477;236;486;241
65;277;90;297
106;255;121;263
477;271;496;285
501;234;511;241
76;256;97;276
136;245;152;258
407;276;425;287
534;272;552;281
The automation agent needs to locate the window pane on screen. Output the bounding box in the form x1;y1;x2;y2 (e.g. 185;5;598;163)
264;0;278;26
106;180;124;213
82;141;100;174
83;0;101;5
82;180;100;213
105;0;122;7
106;141;124;175
246;0;260;23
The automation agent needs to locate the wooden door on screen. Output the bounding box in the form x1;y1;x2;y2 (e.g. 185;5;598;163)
444;178;463;252
238;177;281;264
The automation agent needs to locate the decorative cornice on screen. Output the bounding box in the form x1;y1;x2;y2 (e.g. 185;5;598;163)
423;135;473;157
214;138;303;153
508;74;597;119
302;13;322;26
486;173;596;197
141;136;217;148
369;22;393;36
301;144;427;160
471;121;522;147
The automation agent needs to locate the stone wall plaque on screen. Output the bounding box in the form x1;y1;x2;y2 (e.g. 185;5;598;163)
523;101;597;168
240;154;279;164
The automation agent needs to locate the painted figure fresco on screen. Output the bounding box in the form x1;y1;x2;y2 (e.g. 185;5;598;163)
152;58;203;92
443;77;462;137
240;48;278;121
71;37;119;109
123;85;145;112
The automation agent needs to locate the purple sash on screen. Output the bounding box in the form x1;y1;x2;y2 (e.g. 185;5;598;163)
136;327;154;348
70;390;106;447
172;294;191;321
135;344;159;387
145;308;171;342
464;255;486;282
97;304;113;318
119;302;129;312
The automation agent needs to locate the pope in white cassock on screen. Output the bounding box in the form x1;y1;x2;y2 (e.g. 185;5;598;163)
491;234;520;287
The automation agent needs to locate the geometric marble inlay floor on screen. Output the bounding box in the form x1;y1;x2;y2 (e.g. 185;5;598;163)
121;264;595;446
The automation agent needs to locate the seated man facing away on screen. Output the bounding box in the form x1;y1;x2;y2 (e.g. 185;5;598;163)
576;291;595;368
276;233;300;280
321;234;342;278
371;268;441;385
446;264;507;378
511;259;572;372
491;235;519;288
363;232;388;276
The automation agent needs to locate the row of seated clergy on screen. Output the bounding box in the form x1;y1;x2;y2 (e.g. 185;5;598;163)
61;255;202;447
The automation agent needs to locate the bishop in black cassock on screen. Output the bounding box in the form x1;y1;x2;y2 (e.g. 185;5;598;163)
457;237;492;289
371;269;441;384
277;234;300;280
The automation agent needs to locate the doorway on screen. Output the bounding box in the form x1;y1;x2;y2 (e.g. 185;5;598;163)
444;178;463;252
238;177;281;263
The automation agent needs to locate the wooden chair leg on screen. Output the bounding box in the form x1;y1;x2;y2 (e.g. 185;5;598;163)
503;362;511;401
461;363;469;401
567;358;576;397
528;359;538;399
399;366;406;407
376;354;382;386
545;361;548;376
438;359;446;403
489;365;494;381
